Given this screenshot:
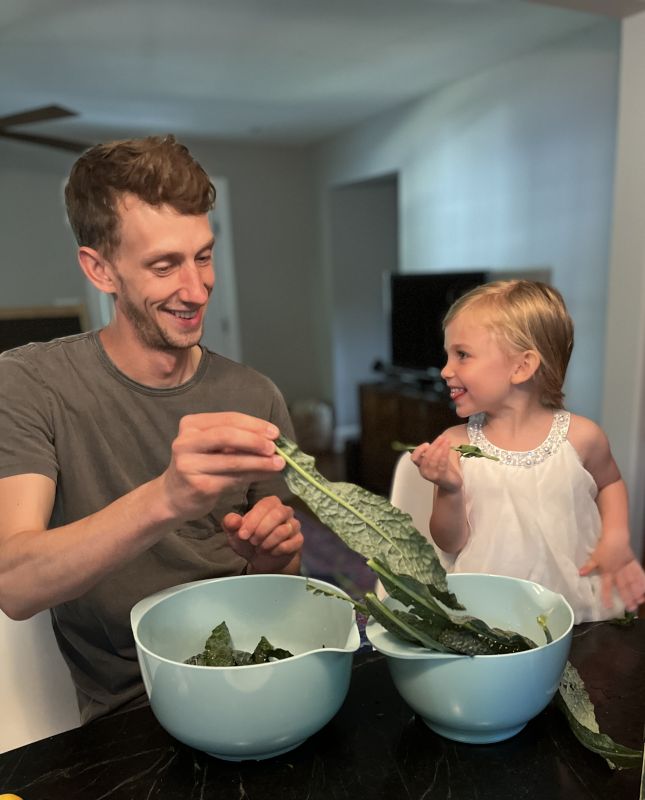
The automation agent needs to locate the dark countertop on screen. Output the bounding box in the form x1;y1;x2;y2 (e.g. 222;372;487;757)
1;620;643;800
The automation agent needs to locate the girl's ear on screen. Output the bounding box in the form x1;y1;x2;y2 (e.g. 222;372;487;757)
511;350;541;385
77;247;118;295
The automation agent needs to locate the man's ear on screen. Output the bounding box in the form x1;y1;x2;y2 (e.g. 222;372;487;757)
511;350;541;384
77;247;117;295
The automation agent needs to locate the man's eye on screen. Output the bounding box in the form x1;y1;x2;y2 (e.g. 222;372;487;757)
154;265;173;276
196;255;212;266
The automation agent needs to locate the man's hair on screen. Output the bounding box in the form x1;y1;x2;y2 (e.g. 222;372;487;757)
64;135;216;259
443;279;574;409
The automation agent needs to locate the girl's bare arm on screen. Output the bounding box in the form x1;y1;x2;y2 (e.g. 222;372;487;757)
569;414;645;610
411;426;469;553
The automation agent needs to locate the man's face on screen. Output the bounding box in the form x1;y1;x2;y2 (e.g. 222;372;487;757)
108;194;215;351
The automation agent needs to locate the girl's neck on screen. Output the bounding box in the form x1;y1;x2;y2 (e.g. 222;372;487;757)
480;401;556;452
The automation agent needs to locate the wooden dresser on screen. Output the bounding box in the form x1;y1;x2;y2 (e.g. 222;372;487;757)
358;381;459;495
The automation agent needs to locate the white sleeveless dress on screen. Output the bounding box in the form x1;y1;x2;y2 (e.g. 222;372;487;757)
443;410;625;623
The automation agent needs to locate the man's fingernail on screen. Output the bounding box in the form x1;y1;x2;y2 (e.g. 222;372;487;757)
266;424;279;438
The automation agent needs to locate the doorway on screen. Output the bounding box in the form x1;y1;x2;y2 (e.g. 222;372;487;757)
328;174;399;443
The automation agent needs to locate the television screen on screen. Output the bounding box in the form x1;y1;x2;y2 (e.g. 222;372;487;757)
388;271;488;373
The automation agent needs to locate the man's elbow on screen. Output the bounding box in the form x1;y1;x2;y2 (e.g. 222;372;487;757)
0;583;39;621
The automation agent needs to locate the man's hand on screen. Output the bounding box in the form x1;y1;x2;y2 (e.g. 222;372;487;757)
222;496;303;575
159;412;286;523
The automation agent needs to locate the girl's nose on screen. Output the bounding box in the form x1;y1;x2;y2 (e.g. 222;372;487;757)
440;361;452;380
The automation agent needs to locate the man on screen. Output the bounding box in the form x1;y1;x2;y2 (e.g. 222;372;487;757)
0;135;303;722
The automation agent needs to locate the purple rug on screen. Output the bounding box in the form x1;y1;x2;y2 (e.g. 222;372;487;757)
295;508;376;600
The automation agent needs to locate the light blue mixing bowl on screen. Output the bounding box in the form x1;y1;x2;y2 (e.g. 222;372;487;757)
366;573;574;744
131;574;360;761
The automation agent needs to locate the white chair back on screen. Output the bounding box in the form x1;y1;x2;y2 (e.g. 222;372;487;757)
389;451;435;536
0;610;80;753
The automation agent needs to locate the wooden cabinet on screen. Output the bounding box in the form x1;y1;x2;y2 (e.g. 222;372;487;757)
358;382;459;495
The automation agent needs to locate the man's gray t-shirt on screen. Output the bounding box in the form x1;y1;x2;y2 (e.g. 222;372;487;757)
0;331;294;722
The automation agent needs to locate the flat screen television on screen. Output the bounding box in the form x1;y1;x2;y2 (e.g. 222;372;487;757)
388;271;489;374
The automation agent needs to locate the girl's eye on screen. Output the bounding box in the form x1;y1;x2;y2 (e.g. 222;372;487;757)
457;351;469;360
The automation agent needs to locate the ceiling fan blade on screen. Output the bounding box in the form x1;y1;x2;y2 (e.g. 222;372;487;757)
0;130;89;154
0;104;78;128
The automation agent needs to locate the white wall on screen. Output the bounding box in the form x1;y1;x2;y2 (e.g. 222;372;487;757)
0;143;83;308
316;21;620;424
603;11;645;556
183;138;322;404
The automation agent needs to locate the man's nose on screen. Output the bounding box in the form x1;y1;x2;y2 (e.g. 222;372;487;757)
178;263;212;304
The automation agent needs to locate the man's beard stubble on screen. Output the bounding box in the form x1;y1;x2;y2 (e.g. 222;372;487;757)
117;283;200;352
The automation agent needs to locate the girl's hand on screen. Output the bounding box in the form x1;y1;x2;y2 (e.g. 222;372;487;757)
411;435;463;493
579;539;645;611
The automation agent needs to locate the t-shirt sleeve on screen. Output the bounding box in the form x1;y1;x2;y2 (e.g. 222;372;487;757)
0;352;58;481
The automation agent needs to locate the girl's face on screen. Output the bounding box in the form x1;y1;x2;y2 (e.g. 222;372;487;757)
441;310;525;417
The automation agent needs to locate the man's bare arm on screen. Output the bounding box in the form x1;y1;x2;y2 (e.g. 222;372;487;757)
0;412;288;619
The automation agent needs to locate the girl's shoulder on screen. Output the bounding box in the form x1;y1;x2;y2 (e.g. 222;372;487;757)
441;423;470;447
566;413;621;488
566;412;609;458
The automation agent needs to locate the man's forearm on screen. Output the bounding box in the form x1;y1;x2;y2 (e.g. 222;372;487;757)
0;476;180;620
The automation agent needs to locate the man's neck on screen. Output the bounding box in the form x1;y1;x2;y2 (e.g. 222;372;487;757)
99;325;201;388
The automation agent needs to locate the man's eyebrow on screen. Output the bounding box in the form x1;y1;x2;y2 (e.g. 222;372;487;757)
197;237;216;252
143;238;215;265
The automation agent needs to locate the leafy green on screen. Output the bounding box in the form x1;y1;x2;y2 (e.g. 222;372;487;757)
250;635;293;664
276;435;463;611
610;610;637;627
391;440;418;452
306;580;369;616
556;662;643;770
185;621;293;667
453;444;500;461
369;558;536;655
364;591;455;651
390;440;499;461
537;614;553;644
278;435;642;769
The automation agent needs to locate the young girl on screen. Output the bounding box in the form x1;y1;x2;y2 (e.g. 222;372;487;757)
411;279;645;623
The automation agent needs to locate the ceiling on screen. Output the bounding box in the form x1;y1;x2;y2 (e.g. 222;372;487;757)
0;0;635;147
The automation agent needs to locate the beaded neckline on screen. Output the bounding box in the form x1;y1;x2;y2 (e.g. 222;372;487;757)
467;410;570;467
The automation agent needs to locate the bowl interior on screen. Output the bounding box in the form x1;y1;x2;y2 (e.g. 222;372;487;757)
367;572;574;658
134;574;359;665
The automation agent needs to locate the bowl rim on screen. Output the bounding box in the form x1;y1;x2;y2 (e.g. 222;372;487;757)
131;573;361;670
365;571;575;660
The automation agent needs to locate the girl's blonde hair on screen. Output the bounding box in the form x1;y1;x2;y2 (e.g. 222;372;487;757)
443;280;574;409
